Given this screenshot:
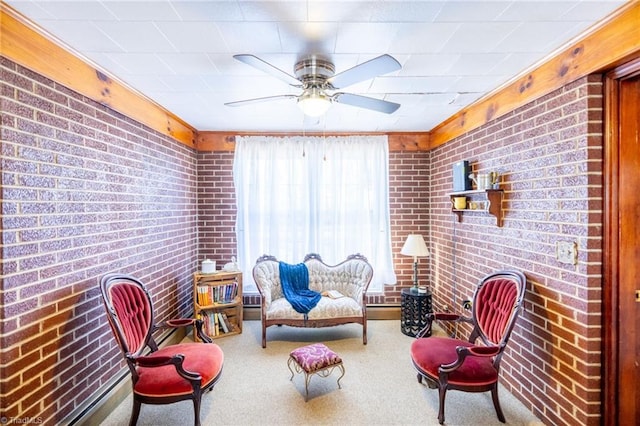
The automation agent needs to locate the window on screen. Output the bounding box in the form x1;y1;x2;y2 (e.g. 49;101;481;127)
234;135;396;293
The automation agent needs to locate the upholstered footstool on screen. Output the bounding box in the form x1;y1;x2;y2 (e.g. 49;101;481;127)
287;343;345;401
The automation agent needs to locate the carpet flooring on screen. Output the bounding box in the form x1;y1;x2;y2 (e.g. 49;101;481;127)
100;320;544;426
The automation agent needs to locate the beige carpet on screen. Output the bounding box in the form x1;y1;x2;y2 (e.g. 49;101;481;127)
100;320;544;426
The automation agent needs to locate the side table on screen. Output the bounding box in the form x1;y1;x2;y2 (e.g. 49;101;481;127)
401;288;433;337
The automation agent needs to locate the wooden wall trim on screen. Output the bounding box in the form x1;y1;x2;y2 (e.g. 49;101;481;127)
196;132;430;152
430;1;640;149
0;3;196;148
602;72;620;426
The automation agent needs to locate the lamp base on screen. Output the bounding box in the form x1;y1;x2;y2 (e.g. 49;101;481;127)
411;260;419;293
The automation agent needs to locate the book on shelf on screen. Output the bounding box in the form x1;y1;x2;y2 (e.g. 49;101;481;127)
196;280;238;305
199;311;235;336
221;313;233;332
198;311;213;337
196;286;210;305
217;312;229;333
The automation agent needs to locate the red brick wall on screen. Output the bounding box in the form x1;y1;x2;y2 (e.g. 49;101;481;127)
196;152;236;260
429;75;604;425
0;58;198;423
388;151;431;302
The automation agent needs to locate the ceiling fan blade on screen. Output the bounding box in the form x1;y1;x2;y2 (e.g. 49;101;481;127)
328;54;401;89
225;94;297;107
233;54;300;86
333;93;400;114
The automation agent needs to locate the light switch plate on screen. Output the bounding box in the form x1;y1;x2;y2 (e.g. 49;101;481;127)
556;241;578;265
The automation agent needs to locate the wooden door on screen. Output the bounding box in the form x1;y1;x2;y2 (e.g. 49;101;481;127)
604;61;640;426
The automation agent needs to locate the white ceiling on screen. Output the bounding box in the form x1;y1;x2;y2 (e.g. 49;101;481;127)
5;0;628;133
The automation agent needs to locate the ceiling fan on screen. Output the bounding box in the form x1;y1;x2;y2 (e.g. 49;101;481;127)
225;54;402;117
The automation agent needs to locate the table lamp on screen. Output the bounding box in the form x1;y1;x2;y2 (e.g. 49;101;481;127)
401;234;430;293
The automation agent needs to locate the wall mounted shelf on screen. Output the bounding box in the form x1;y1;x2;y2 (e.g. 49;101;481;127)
448;189;504;227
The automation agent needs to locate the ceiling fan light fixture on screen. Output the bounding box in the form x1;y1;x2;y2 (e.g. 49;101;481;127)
297;88;331;117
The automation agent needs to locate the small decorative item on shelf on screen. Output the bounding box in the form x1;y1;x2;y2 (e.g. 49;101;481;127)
201;259;216;274
468;172;491;190
489;171;500;189
453;196;467;210
223;256;240;272
469;171;500;190
452;160;472;191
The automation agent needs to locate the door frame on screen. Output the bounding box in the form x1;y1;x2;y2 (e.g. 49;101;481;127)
603;56;640;425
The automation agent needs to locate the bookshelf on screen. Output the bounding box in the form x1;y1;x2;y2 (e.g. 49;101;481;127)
193;271;243;341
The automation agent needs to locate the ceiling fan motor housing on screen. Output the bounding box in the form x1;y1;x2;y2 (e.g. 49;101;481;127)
294;57;335;89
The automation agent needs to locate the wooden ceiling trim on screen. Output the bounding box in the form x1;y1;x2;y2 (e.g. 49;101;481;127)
430;1;640;149
0;4;196;147
196;132;430;152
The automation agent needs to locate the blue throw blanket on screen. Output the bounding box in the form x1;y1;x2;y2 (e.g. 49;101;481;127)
279;261;321;317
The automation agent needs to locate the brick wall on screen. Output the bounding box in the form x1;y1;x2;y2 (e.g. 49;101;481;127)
0;58;199;423
196;152;236;259
388;151;431;302
428;75;604;425
196;148;430;306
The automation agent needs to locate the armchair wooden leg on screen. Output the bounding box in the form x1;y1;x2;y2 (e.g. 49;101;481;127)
129;399;141;426
437;386;447;425
491;384;506;423
192;399;201;426
424;375;438;389
416;372;438;389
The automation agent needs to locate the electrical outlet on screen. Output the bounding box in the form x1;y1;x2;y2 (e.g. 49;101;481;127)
556;241;578;265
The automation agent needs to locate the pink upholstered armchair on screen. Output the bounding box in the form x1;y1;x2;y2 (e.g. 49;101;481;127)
100;273;224;426
410;270;526;424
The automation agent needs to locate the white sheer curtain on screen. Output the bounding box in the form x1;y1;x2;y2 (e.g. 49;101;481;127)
233;135;396;293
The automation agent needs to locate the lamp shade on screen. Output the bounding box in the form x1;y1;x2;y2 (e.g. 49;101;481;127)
400;234;430;258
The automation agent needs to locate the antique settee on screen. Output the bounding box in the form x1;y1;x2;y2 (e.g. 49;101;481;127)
252;253;373;347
